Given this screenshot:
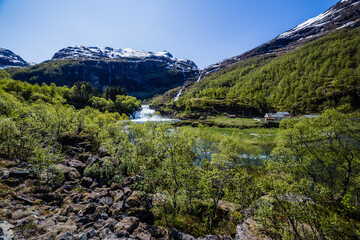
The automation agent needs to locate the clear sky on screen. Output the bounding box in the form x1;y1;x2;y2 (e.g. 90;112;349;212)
0;0;339;69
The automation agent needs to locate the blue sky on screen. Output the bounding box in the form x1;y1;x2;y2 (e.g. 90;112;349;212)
0;0;339;68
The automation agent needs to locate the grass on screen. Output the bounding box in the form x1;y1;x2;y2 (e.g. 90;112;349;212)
207;115;261;127
180;126;278;144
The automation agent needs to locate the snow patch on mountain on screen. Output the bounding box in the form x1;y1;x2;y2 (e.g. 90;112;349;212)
52;46;198;73
0;48;29;68
279;0;360;39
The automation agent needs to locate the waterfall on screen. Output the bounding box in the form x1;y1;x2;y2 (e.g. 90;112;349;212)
174;87;184;102
174;68;187;102
196;71;202;82
174;70;202;102
108;62;112;85
131;105;179;123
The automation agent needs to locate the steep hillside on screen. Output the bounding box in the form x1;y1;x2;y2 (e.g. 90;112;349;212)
6;46;199;99
202;0;360;77
154;26;360;115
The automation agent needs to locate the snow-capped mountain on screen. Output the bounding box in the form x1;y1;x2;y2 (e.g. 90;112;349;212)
52;46;198;72
202;0;360;76
9;46;199;99
0;48;29;69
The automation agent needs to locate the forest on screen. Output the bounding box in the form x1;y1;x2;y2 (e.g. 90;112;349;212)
0;69;359;239
154;26;360;115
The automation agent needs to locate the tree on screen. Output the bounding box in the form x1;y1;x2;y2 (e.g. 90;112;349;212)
259;109;360;239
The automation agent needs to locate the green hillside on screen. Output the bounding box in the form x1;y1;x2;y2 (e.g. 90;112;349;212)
156;27;360;115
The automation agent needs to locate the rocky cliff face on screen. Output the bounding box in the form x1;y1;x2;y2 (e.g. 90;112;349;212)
0;48;29;69
202;0;360;77
8;46;199;99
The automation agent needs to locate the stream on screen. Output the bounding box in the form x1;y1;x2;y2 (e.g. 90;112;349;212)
131;105;179;123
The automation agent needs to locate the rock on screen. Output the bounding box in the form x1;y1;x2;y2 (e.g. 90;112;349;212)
197;236;221;240
113;191;124;203
99;227;118;239
14;195;34;205
0;221;14;240
89;182;99;190
84;204;97;215
8;168;32;178
87;190;108;201
57;164;81;181
51;220;78;238
125;191;142;209
235;218;270;240
125;207;154;224
114;217;139;236
81;177;93;188
169;228;196;240
87;155;100;167
110;182;121;191
132;225;152;240
1;170;10;179
78;227;96;239
67;159;86;174
58;231;75;240
11;209;33;220
98;147;110;158
99;196;113;206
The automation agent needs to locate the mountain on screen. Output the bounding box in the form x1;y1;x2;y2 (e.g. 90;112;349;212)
202;0;360;77
0;48;29;69
153;0;360;115
6;46;199;99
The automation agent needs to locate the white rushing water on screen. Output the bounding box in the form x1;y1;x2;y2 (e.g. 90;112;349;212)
131;105;179;123
174;87;183;102
174;71;202;102
195;72;202;83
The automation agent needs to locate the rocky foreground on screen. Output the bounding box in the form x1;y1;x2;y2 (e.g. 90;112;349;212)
0;140;264;240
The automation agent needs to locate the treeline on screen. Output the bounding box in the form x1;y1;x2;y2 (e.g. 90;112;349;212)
0;71;140;114
159;26;360;114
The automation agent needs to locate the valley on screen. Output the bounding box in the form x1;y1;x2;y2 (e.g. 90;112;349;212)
0;0;359;239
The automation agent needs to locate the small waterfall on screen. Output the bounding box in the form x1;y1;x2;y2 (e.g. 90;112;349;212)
174;68;187;102
108;62;112;85
174;87;184;102
196;71;202;83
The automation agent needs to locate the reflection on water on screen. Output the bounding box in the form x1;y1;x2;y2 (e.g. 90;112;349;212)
131;105;180;123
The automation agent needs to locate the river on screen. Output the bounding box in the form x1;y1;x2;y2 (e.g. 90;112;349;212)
130;105;180;123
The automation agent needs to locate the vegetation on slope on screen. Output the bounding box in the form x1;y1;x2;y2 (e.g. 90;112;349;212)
154;27;360;115
0;70;359;239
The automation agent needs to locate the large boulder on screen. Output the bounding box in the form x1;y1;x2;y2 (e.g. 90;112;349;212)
114;217;139;237
57;164;81;181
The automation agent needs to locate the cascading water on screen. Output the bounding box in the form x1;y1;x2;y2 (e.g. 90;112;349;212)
174;68;187;102
174;87;184;102
131;105;179;123
174;70;203;102
195;71;202;82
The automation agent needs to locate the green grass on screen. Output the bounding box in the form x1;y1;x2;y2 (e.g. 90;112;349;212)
180;126;278;143
207;115;261;127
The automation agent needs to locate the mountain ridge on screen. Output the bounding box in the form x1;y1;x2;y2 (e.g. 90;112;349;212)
6;47;199;99
201;0;360;77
